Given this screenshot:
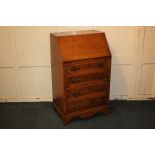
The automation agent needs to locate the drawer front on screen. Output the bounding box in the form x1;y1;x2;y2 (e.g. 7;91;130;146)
67;82;109;99
66;95;108;113
68;58;110;76
68;72;108;87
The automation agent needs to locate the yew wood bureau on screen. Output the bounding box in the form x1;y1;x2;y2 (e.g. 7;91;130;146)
50;30;112;124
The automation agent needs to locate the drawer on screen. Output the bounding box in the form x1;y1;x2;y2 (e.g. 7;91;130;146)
68;72;108;87
66;95;108;113
67;82;109;100
68;58;110;76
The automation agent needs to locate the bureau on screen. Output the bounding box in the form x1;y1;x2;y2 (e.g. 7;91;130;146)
50;30;112;124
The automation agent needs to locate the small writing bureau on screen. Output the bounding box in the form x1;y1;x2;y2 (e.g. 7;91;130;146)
50;30;112;124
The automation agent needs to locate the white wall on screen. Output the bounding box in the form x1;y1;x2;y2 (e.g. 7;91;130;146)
0;26;155;102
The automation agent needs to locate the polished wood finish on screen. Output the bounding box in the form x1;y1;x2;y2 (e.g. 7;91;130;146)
50;30;111;124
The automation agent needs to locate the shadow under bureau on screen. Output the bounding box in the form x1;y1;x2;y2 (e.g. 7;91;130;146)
50;30;112;124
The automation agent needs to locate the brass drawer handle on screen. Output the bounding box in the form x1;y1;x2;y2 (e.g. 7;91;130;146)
90;101;97;106
70;78;80;84
70;66;80;71
72;104;80;111
96;87;104;92
96;74;103;79
90;99;104;106
71;92;80;97
96;62;104;68
98;99;104;105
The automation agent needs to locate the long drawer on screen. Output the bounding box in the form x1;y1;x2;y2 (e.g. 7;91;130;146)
67;71;109;87
68;57;110;76
67;82;109;101
66;95;108;113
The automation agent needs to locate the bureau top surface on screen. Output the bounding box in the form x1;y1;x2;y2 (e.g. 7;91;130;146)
52;30;102;37
50;30;111;62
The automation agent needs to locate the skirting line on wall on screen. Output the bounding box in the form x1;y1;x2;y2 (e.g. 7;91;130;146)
0;95;154;102
0;97;53;102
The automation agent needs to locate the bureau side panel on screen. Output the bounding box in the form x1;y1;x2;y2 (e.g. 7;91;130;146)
50;34;64;113
106;56;112;102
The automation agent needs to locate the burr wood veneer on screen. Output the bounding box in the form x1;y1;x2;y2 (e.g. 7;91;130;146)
50;30;112;124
